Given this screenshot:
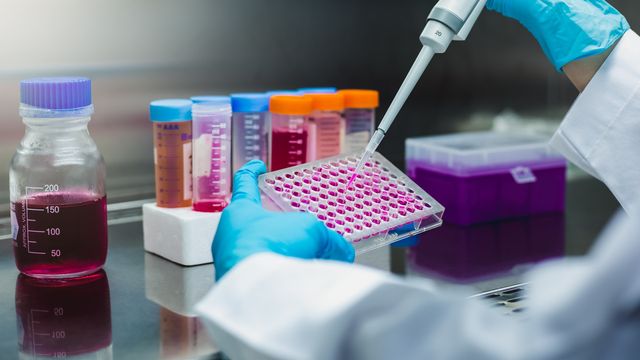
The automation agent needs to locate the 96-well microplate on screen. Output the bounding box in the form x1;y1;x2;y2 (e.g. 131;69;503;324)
258;152;445;254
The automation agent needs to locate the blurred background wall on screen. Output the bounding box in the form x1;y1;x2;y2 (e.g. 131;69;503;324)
0;0;637;211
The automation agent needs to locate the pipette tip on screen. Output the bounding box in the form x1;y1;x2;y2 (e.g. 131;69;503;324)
346;149;374;191
347;174;357;188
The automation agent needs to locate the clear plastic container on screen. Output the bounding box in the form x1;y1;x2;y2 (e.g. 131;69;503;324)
339;90;379;154
306;93;345;161
150;99;193;209
191;99;232;212
15;270;112;359
259;152;445;254
231;93;270;173
269;95;313;171
10;77;108;279
406;131;567;225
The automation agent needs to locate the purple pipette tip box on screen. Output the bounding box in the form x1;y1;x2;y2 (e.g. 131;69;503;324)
406;131;567;226
259;152;445;254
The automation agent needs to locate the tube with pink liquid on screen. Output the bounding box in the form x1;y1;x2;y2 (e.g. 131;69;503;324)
191;97;232;212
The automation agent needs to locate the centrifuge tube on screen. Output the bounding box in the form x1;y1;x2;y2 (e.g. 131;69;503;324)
307;93;345;161
231;93;270;173
339;90;379;154
269;95;313;171
150;99;193;208
191;98;232;212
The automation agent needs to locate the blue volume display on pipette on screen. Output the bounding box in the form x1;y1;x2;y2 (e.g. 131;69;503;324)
349;0;486;187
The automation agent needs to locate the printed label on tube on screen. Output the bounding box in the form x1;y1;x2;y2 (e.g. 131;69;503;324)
183;142;193;201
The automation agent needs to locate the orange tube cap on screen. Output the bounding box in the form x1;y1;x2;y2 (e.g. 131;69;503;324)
270;95;313;115
307;93;345;112
339;90;379;109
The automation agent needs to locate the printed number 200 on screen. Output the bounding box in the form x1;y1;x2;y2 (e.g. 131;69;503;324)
44;184;59;192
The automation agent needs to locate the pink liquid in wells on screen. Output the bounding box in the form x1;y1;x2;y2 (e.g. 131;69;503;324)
263;156;437;242
16;270;112;357
12;192;108;278
271;128;308;171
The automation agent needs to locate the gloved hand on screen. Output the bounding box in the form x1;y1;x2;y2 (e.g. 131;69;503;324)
212;160;355;280
486;0;630;71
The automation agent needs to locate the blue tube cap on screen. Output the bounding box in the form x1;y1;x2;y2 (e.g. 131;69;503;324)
265;90;301;97
298;87;337;94
191;95;231;105
231;93;270;113
149;99;192;122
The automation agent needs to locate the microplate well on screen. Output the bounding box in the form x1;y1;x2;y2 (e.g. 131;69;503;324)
258;152;445;254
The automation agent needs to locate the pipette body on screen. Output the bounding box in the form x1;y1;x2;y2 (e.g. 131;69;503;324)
350;0;487;185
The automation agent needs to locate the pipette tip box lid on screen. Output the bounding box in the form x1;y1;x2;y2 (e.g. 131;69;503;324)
405;131;567;225
143;203;221;266
258;152;445;254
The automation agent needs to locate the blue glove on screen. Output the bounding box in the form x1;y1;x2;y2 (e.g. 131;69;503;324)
486;0;630;71
212;160;355;280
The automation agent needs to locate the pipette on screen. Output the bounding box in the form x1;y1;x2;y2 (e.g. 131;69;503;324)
349;0;487;187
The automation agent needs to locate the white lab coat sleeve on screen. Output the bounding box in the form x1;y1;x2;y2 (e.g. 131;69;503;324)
550;30;640;215
196;211;640;360
196;253;515;360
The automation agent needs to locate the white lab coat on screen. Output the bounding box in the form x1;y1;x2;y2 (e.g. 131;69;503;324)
196;30;640;360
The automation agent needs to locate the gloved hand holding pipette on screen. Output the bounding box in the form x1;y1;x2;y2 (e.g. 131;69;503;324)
487;0;629;91
486;0;629;72
212;160;355;279
351;0;630;181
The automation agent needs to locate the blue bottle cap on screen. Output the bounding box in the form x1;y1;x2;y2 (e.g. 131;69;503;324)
231;93;270;113
149;99;192;122
190;95;231;105
21;77;92;110
265;90;301;97
298;87;337;94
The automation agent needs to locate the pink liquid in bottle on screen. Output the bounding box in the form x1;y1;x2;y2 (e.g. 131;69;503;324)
192;140;229;212
269;96;312;171
192;174;228;212
271;128;308;171
12;192;108;278
15;270;112;358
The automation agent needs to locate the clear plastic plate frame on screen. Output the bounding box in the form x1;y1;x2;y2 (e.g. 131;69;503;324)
258;152;445;254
